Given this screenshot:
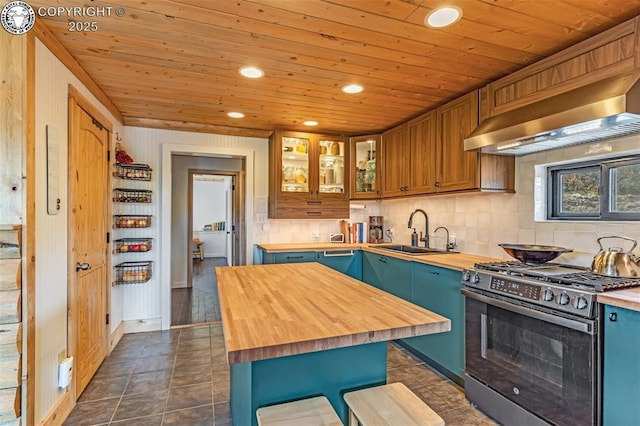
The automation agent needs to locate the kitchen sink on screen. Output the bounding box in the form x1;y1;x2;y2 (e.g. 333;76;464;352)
374;244;458;255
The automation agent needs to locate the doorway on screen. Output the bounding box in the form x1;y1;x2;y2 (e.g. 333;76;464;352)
170;157;245;327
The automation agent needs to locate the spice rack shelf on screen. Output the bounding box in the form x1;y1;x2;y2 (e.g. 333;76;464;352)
114;188;152;203
114;163;152;181
114;261;152;285
114;215;152;229
112;161;153;286
114;238;152;254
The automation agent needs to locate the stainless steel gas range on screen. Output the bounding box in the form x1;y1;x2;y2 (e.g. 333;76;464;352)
461;261;640;426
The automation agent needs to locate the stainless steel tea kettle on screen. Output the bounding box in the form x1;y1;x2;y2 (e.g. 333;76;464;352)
591;236;640;278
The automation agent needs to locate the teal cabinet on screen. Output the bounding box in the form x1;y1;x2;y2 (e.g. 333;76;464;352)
262;251;315;264
603;305;640;426
316;250;362;280
362;252;412;301
403;263;464;382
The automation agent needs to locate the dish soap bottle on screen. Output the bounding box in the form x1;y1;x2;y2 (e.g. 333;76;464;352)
411;228;418;247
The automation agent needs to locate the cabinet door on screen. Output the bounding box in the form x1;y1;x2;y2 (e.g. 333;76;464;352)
406;111;437;196
362;252;385;290
273;131;312;200
381;124;407;198
350;135;380;199
383;256;412;301
437;91;480;192
316;250;362;280
403;263;465;380
603;305;640;426
273;251;315;263
316;136;349;201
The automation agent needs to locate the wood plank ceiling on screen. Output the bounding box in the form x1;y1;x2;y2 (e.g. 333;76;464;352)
31;0;640;136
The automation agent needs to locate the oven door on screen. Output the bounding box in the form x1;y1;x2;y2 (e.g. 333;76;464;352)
463;288;599;426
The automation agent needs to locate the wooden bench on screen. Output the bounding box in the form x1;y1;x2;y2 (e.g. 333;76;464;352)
256;396;343;426
344;382;444;426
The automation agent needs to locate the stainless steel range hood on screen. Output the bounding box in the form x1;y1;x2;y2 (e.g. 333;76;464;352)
464;73;640;155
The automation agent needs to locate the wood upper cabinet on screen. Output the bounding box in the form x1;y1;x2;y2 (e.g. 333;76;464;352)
381;124;407;198
269;130;349;219
350;134;381;199
381;110;438;197
406;111;437;195
436;91;480;192
380;91;514;198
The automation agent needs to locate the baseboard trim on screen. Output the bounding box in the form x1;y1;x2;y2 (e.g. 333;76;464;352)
110;321;124;351
123;317;162;334
40;390;72;426
172;280;187;289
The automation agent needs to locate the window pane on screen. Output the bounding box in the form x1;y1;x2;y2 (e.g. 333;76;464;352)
559;169;600;214
610;164;640;213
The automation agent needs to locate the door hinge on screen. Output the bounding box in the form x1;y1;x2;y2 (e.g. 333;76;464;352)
106;232;110;243
232;184;235;191
106;314;110;325
107;150;111;162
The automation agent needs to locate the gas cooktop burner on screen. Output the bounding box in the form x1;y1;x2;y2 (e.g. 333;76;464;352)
474;261;640;292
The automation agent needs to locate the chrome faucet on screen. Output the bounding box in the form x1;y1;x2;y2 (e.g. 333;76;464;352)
407;209;429;248
434;226;456;251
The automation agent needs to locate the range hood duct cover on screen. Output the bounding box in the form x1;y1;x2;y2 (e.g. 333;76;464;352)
464;73;640;155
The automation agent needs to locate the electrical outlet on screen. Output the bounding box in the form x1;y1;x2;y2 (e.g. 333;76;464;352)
310;232;319;241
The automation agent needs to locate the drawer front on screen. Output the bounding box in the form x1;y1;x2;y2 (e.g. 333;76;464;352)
274;252;315;264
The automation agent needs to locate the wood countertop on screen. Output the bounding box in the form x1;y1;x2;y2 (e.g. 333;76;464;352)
256;243;500;271
598;287;640;312
257;242;366;252
216;262;451;364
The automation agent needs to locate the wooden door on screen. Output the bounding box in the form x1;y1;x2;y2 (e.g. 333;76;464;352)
381;124;407;198
437;91;480;192
68;97;109;398
407;111;437;196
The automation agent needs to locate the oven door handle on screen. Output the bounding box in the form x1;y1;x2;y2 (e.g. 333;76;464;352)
462;289;594;334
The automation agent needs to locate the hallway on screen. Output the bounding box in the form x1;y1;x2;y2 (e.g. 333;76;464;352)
171;258;226;326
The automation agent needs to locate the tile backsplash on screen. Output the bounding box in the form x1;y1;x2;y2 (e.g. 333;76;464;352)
255;135;640;268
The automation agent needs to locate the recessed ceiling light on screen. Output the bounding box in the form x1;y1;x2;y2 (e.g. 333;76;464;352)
303;121;318;126
239;66;264;78
342;84;364;94
425;6;462;28
227;112;244;118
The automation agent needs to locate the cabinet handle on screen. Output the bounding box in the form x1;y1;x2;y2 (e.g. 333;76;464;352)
435;182;441;187
286;255;304;260
323;250;354;257
307;200;322;205
378;257;388;263
609;312;617;322
306;211;322;216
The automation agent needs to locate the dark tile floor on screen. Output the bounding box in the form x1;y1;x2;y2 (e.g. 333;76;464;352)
65;323;497;425
171;258;227;326
67;259;498;425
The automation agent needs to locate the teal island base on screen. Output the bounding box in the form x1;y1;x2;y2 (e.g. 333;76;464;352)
230;342;387;426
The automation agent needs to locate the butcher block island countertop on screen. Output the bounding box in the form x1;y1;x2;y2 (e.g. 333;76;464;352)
216;262;451;425
216;262;451;364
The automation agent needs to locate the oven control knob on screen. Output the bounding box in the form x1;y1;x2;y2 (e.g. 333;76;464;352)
462;271;471;282
542;289;554;302
557;292;571;305
572;295;589;310
470;273;480;284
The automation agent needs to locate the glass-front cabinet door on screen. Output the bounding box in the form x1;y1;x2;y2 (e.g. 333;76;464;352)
350;134;381;199
317;137;346;196
280;135;310;194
